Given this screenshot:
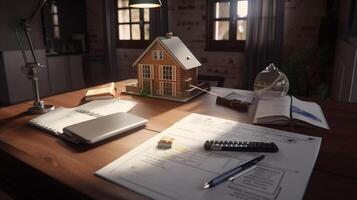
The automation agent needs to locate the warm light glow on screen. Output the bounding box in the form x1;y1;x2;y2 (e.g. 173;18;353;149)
237;1;248;18
130;3;160;8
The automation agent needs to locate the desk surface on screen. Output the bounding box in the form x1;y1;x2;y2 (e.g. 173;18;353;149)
0;81;357;200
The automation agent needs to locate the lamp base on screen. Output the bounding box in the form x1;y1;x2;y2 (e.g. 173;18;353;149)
27;102;55;114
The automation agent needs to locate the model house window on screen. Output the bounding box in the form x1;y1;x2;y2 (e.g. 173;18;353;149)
206;0;248;51
163;82;172;96
140;64;154;79
152;50;164;60
162;65;173;80
159;65;176;81
117;0;150;47
159;82;176;96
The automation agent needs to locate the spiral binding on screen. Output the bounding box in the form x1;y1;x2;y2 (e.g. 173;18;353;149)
30;109;104;135
34;121;61;135
75;109;103;118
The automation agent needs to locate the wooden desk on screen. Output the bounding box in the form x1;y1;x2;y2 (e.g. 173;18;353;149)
0;81;357;200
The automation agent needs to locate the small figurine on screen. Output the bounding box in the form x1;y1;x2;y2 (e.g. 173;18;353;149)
124;33;209;102
157;136;175;149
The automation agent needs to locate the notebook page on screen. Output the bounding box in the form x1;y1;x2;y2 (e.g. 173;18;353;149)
76;99;136;116
253;96;291;123
291;97;329;129
30;107;71;126
29;107;96;134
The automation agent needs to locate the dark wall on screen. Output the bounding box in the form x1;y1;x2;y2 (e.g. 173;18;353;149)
0;53;9;103
0;0;45;51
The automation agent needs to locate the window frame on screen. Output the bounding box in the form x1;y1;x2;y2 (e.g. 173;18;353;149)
160;81;176;96
116;0;151;48
139;64;154;79
152;50;164;60
206;0;248;52
159;65;176;81
142;64;151;79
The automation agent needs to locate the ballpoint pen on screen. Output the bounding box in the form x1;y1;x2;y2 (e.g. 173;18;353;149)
203;155;265;189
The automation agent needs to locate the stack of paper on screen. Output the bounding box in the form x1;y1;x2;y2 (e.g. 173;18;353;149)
96;113;321;200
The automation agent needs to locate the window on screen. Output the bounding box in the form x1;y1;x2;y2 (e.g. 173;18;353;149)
152;50;164;60
142;65;151;78
50;2;61;39
206;0;248;51
117;0;151;48
163;82;173;96
160;82;176;96
159;65;176;81
162;65;172;80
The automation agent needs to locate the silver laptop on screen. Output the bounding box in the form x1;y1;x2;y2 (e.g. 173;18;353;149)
63;112;147;144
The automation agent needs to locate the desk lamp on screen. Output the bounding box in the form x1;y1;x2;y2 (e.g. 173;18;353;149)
15;0;55;114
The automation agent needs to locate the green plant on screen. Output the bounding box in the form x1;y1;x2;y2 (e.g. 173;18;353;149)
281;45;314;96
139;89;151;97
281;44;334;99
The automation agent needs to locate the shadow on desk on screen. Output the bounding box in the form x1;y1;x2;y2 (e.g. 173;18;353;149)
0;112;28;127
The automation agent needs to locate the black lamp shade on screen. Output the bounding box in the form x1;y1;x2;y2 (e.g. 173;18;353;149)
129;0;162;8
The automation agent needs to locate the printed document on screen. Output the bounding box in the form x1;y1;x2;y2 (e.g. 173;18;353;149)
96;113;321;200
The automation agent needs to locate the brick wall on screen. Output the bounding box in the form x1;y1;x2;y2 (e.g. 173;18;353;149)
115;0;327;89
283;0;326;58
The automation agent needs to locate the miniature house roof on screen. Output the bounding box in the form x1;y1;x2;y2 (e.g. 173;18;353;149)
132;35;201;70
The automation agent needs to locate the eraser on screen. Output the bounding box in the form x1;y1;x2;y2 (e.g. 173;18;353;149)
157;136;175;149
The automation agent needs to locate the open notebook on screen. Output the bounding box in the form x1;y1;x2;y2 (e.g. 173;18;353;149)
253;96;329;130
29;99;137;135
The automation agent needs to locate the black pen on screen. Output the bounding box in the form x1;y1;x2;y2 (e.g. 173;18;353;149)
203;155;265;189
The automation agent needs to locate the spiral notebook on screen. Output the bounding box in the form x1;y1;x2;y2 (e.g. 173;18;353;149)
29;99;137;135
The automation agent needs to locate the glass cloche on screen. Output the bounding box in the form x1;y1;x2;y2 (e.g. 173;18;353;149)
253;63;289;99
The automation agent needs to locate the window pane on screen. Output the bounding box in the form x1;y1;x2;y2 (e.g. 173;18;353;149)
163;82;172;96
131;9;140;22
214;2;230;18
237;0;248;18
118;0;129;8
132;24;140;40
119;25;130;40
118;9;130;23
214;21;229;40
163;65;172;80
52;14;59;25
142;65;151;78
54;26;60;39
236;20;247;40
144;24;150;40
144;8;150;22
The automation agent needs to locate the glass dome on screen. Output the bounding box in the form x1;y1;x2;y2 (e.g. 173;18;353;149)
253;63;289;99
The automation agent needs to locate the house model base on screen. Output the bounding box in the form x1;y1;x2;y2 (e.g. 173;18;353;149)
123;80;210;102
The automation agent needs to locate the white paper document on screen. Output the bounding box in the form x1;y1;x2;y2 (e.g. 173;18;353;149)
96;113;321;200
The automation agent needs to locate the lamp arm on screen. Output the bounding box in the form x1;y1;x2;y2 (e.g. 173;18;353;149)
15;28;28;63
27;0;48;23
18;20;40;64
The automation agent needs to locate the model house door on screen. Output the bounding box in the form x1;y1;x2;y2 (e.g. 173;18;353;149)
142;79;152;94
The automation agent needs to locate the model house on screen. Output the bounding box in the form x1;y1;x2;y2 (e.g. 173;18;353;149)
125;33;208;101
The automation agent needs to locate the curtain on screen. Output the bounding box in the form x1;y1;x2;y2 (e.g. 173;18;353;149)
244;0;285;89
